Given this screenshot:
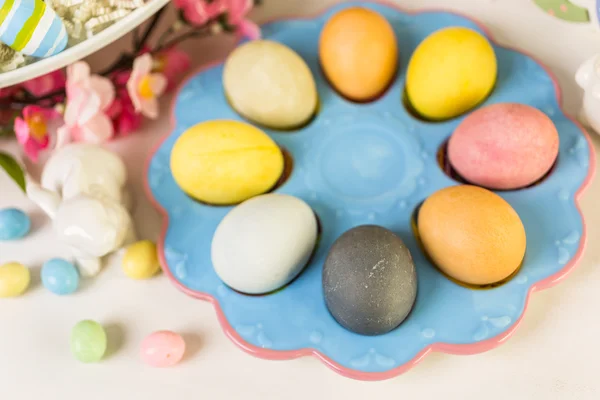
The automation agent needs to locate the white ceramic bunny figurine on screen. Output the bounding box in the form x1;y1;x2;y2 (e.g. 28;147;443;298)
575;53;600;135
26;143;136;277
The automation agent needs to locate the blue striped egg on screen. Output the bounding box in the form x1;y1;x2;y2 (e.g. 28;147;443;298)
0;0;67;58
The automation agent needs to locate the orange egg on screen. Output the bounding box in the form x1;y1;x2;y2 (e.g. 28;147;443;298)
417;185;526;286
319;7;398;101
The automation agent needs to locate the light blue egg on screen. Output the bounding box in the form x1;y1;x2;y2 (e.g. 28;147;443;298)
0;208;30;241
41;258;79;295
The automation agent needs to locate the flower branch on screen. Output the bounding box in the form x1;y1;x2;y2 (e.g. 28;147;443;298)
0;0;261;178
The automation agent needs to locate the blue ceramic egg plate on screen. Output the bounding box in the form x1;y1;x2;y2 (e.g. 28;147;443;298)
146;1;594;380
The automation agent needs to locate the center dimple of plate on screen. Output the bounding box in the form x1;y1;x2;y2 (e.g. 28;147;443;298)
307;112;424;208
321;125;406;198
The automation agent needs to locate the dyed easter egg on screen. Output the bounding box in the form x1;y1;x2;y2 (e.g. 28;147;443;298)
223;40;318;129
0;208;30;240
171;120;284;205
406;27;497;120
140;330;186;367
319;7;398;101
323;225;417;336
0;262;30;297
0;0;68;58
122;240;161;280
448;103;559;190
211;193;318;294
41;258;79;295
70;320;107;363
417;185;526;286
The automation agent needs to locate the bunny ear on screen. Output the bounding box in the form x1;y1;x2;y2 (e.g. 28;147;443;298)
575;55;598;89
591;82;600;99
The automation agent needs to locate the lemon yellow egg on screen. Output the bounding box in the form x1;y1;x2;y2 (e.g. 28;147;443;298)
122;240;161;280
223;40;318;129
171;120;284;205
0;262;30;297
319;7;398;101
417;185;526;286
406;27;497;120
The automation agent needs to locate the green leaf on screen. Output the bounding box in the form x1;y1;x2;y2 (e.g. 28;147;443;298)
0;151;25;192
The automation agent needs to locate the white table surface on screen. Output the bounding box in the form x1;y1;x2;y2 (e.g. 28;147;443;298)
2;0;600;398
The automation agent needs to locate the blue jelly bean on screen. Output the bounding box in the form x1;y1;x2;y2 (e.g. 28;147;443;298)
41;258;79;295
0;208;30;241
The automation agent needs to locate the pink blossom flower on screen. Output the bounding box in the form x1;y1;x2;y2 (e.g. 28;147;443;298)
105;95;123;120
112;70;132;87
0;85;20;98
172;0;260;39
173;0;222;25
57;62;115;146
115;98;143;135
154;47;191;91
224;0;260;39
108;71;142;135
22;70;66;97
14;106;60;163
127;54;166;119
106;88;143;136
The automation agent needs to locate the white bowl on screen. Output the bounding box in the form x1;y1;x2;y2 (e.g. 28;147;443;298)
0;0;170;88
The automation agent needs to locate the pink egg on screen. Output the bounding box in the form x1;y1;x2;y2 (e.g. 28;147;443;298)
140;330;186;367
448;103;559;190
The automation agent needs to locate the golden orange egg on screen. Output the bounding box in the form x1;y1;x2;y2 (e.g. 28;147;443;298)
319;7;398;101
417;185;526;286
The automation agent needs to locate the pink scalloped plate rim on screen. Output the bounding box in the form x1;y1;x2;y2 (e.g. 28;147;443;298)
143;0;597;381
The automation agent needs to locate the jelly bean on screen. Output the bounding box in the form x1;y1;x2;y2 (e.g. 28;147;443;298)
41;258;79;295
0;262;30;297
0;208;30;241
70;320;107;363
122;240;161;280
140;331;186;367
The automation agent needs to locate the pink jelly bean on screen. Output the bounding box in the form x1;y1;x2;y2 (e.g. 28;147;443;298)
140;330;186;367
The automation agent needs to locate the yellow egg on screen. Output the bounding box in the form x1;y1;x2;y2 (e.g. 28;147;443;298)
0;262;30;297
223;40;318;129
406;27;497;120
122;240;161;280
417;185;526;286
319;7;398;101
170;120;284;205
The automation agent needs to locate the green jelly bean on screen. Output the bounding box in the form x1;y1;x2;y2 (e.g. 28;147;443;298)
70;320;107;363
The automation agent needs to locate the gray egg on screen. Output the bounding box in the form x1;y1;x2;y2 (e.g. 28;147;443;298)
323;225;417;336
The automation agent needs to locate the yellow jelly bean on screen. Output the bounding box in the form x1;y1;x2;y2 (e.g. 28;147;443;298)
0;262;30;297
122;240;161;280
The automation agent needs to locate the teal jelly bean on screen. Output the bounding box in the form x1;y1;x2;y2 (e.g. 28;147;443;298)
41;258;79;295
70;320;107;363
0;208;30;240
